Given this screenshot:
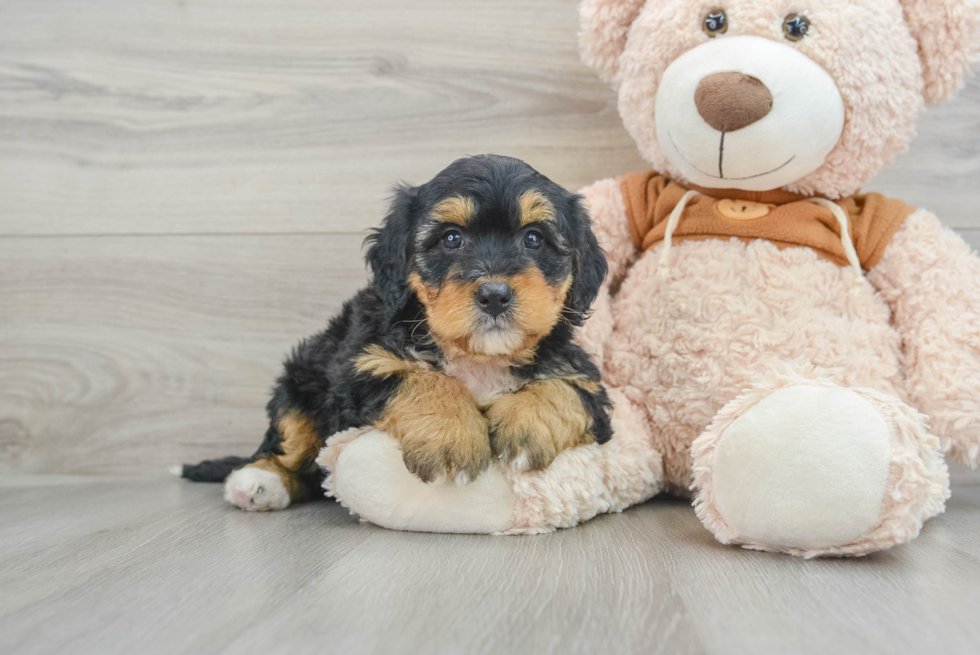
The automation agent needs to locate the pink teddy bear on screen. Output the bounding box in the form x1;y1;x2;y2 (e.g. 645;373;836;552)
323;0;980;558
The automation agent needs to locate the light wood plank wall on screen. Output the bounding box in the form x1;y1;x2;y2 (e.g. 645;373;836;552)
2;0;979;475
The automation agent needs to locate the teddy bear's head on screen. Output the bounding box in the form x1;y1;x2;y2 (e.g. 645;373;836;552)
580;1;980;198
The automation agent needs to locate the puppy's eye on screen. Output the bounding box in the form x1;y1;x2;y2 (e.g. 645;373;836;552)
523;230;544;250
783;14;810;41
703;10;728;37
442;229;463;250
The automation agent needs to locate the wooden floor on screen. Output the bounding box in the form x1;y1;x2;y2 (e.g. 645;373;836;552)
2;471;980;655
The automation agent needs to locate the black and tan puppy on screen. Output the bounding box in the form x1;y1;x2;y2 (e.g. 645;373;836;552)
179;155;611;511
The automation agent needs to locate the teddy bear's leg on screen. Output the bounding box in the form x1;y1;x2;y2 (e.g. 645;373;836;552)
691;375;950;558
315;389;663;534
318;429;518;534
499;387;664;533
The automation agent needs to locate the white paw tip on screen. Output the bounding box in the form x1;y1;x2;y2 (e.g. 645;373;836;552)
224;467;290;512
454;471;471;486
510;453;531;471
168;465;183;477
426;472;448;486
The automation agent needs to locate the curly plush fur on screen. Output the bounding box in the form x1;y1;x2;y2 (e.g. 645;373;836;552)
569;0;980;557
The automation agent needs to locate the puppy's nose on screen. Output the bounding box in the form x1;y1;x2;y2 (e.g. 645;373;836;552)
695;72;773;133
476;282;514;318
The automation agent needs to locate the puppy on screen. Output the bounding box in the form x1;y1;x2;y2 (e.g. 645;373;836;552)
179;155;612;511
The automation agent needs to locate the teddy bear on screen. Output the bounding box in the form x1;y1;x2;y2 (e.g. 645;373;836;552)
319;0;980;558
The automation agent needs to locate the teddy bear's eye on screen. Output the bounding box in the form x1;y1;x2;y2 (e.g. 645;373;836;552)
703;10;728;38
783;14;810;42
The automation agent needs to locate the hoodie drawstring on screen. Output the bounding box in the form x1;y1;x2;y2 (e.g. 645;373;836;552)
658;190;701;280
657;192;865;293
805;197;865;293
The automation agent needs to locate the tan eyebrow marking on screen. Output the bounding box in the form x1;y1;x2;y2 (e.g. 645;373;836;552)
431;196;476;226
519;190;556;226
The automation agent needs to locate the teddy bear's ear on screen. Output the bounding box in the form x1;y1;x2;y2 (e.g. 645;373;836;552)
579;0;648;84
900;0;980;106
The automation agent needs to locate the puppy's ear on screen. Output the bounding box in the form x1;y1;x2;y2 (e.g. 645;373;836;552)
900;0;980;105
366;184;420;322
579;0;648;85
565;196;608;326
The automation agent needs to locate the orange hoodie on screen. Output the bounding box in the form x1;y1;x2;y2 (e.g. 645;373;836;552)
618;170;915;269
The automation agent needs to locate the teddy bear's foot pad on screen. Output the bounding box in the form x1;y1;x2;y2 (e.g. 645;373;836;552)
711;386;892;549
693;379;949;557
332;431;517;534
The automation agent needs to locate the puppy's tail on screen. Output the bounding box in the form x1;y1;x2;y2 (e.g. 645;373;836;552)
172;456;251;483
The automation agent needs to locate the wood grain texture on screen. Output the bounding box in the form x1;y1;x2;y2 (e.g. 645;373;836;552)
0;0;979;478
1;1;978;237
869;80;980;228
0;234;367;474
0;0;646;237
1;473;979;655
960;229;980;251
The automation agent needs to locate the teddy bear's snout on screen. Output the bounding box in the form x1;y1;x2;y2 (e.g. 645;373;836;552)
655;36;844;190
694;72;774;134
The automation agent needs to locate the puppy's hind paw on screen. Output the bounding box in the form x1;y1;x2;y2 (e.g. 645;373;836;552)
224;467;291;512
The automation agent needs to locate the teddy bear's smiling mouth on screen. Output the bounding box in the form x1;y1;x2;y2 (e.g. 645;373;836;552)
669;131;796;181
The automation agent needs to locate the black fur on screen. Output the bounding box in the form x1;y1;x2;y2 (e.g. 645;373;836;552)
184;155;613;499
566;200;608;326
366;184;420;324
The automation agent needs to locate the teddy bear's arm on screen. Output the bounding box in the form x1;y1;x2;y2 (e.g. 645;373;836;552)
575;178;640;366
868;209;980;467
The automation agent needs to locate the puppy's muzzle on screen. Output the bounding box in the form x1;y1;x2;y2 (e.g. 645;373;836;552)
475;282;514;319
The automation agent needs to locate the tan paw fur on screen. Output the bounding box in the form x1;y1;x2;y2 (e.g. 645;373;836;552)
486;380;594;471
378;368;492;484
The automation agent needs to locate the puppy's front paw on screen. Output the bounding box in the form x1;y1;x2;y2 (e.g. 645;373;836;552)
377;369;492;485
488;418;557;472
400;419;492;485
486;380;594;471
224;466;291;511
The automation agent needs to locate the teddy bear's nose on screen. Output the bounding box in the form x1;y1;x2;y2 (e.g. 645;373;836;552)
695;72;774;133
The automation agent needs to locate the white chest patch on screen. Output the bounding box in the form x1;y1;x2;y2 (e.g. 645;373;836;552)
443;359;521;408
